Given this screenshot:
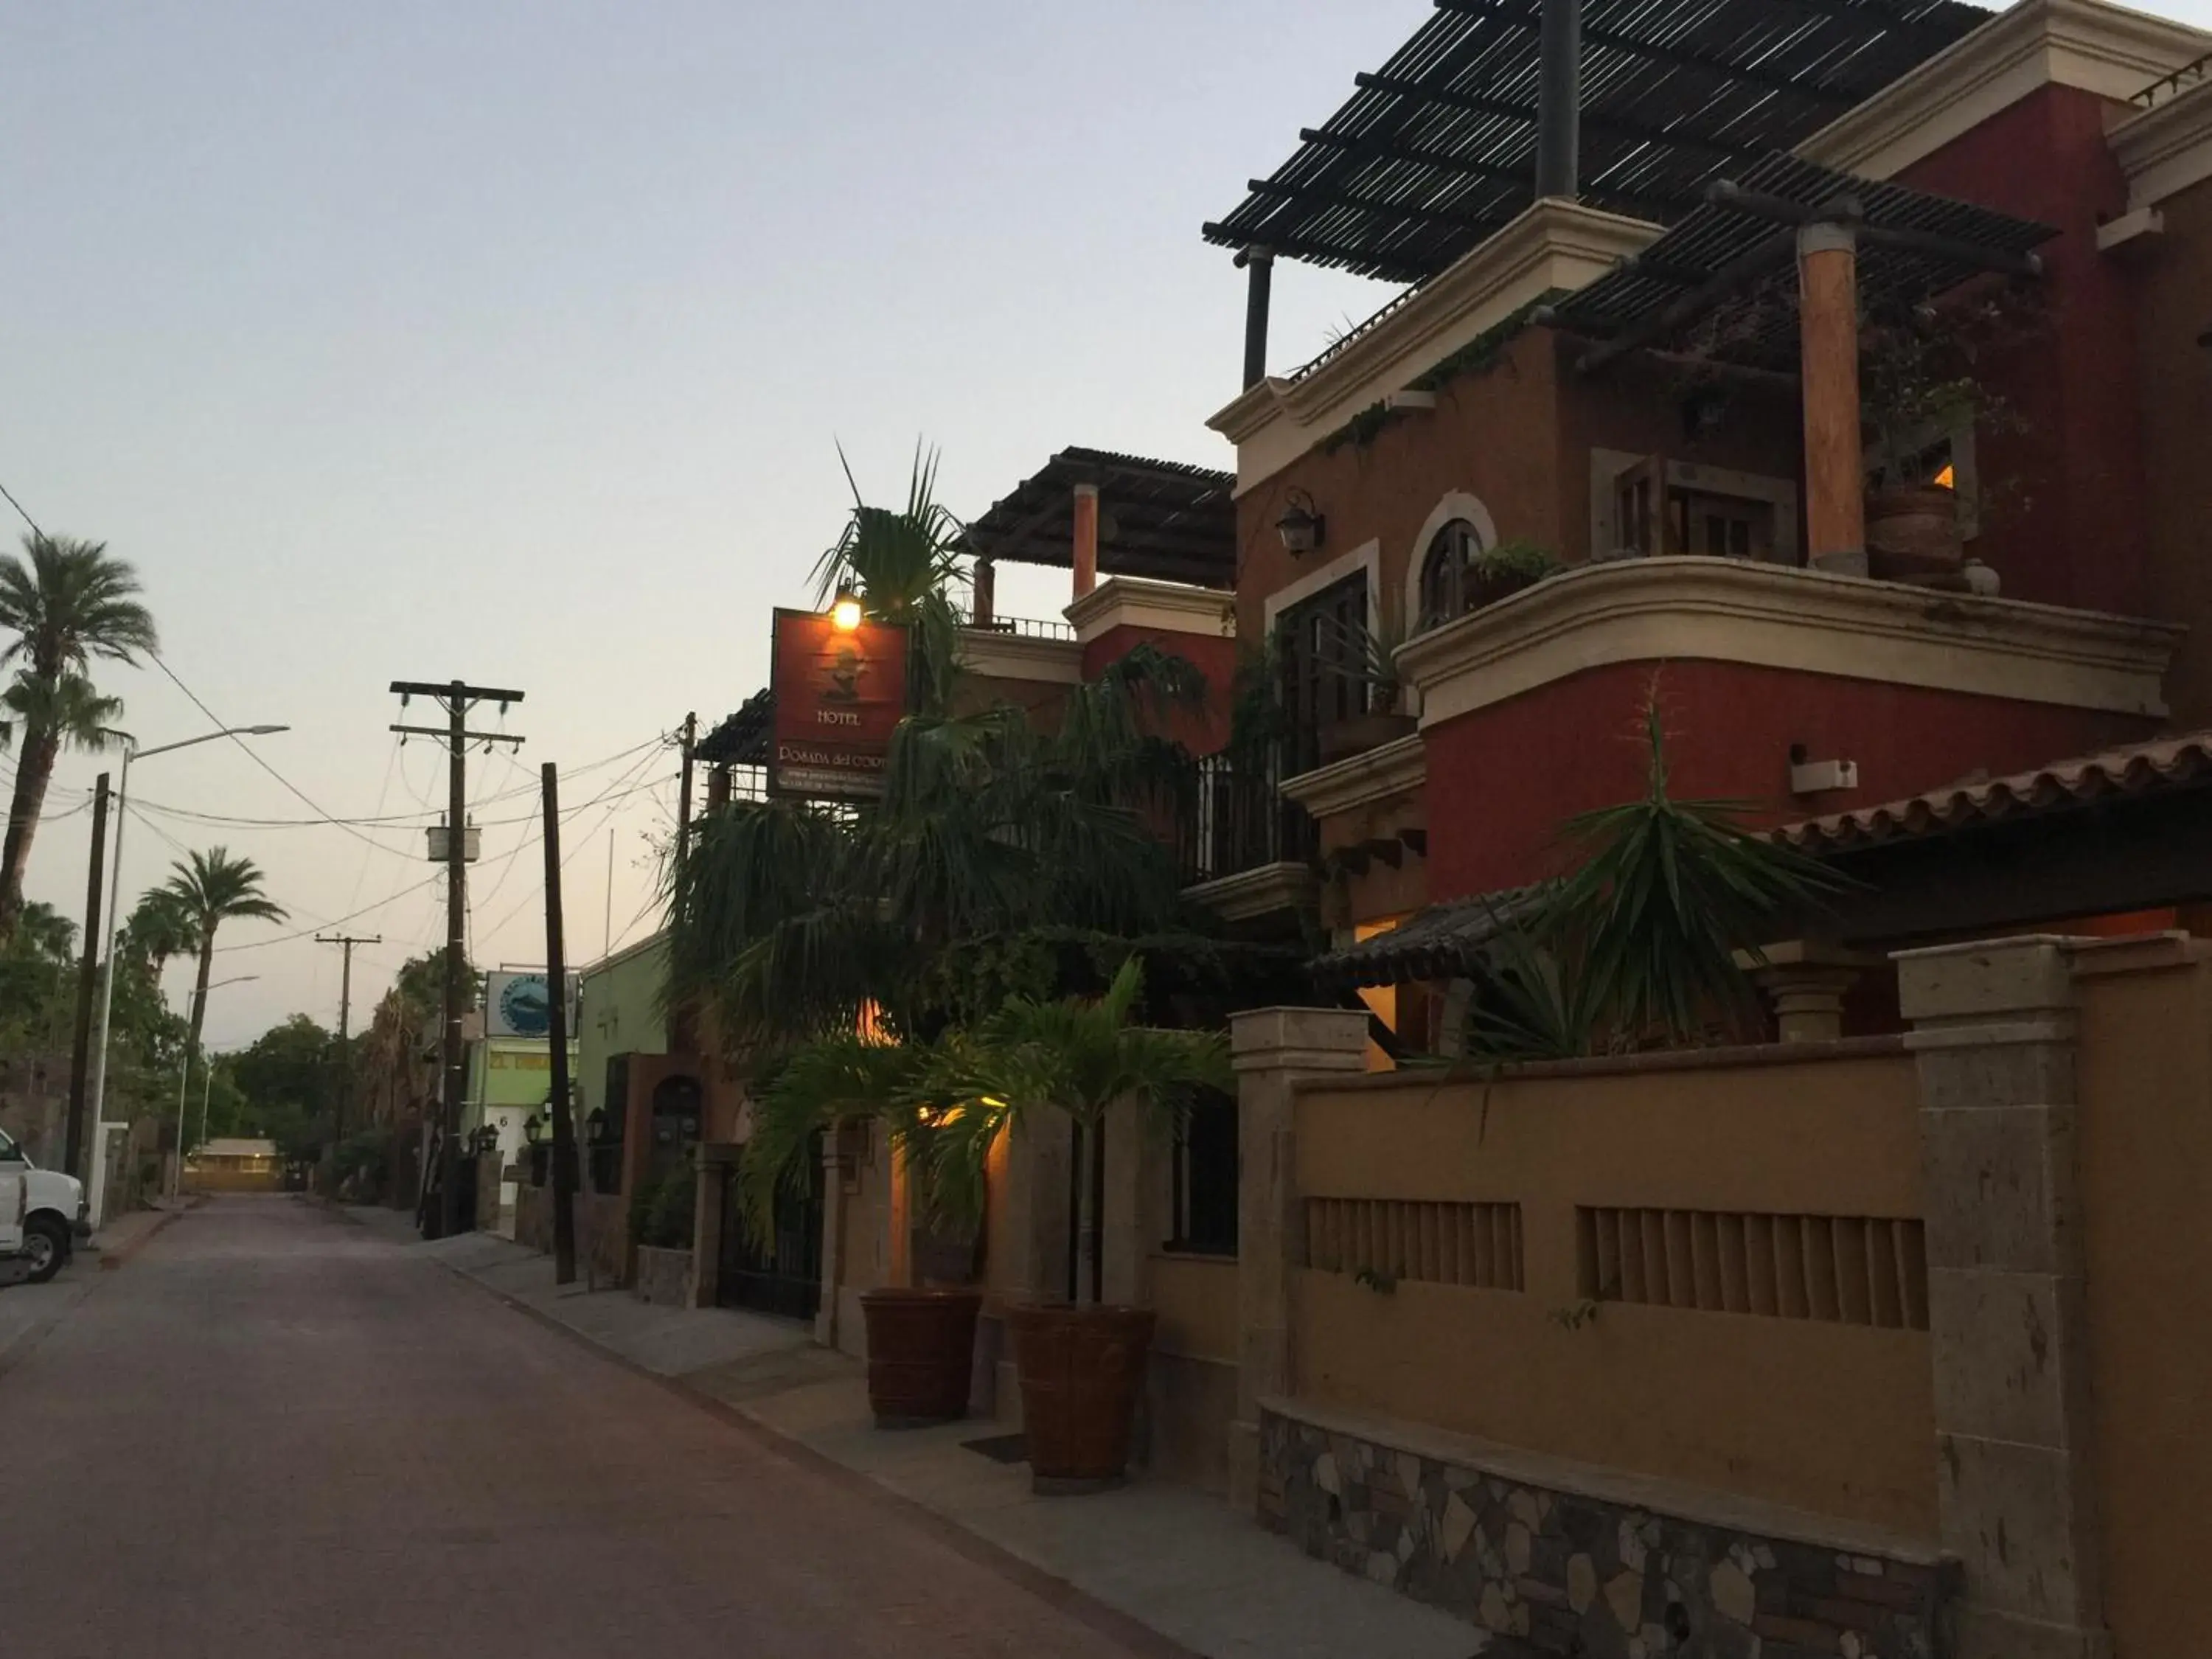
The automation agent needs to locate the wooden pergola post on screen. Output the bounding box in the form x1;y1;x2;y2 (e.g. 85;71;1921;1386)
970;556;995;627
1071;482;1100;601
1798;220;1866;576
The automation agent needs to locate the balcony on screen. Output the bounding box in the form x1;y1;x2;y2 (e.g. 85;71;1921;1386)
1178;753;1318;922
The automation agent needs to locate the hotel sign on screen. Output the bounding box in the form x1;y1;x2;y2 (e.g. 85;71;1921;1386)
768;607;909;801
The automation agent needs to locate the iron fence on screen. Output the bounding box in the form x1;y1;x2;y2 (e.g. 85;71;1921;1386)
1175;752;1318;887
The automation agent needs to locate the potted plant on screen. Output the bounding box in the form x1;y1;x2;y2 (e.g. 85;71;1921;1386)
924;959;1232;1493
744;1034;984;1429
1466;538;1559;610
1314;608;1417;764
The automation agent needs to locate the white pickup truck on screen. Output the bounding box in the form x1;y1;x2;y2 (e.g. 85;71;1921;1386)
0;1126;88;1284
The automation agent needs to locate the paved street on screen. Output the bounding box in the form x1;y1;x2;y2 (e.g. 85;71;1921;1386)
1;1196;1175;1659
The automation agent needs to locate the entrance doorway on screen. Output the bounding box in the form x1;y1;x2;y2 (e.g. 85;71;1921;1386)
716;1134;824;1321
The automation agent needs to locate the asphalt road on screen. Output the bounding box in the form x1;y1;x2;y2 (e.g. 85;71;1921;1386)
1;1195;1160;1658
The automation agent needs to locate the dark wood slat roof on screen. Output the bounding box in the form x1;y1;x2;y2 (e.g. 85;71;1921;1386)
1205;0;1989;283
961;448;1237;591
1551;151;2053;369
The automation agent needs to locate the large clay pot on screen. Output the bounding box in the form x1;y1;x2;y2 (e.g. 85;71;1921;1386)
1865;483;1964;582
859;1288;981;1428
1316;712;1417;766
1008;1302;1156;1494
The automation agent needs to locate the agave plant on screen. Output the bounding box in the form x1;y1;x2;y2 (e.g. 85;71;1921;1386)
1464;699;1842;1058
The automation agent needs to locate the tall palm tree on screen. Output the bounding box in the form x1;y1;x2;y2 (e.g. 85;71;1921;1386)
0;533;158;941
811;448;969;715
122;888;197;975
159;847;286;1078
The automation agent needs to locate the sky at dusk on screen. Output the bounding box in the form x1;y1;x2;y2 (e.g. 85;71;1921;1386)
4;0;2210;1050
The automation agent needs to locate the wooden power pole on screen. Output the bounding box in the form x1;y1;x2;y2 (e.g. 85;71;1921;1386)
540;762;579;1284
316;931;382;1165
63;773;111;1183
390;678;524;1239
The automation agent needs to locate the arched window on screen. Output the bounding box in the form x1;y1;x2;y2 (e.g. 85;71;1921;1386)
1418;518;1484;629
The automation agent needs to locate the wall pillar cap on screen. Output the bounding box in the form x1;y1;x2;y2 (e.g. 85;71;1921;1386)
1230;1006;1369;1072
1894;935;2081;1026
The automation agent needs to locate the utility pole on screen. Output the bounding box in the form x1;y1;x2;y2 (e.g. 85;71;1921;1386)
389;679;524;1239
63;773;111;1183
540;762;578;1284
315;932;382;1169
674;710;698;893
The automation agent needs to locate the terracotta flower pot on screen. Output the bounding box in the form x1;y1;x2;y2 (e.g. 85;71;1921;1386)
1008;1301;1156;1494
859;1288;981;1429
1865;483;1964;582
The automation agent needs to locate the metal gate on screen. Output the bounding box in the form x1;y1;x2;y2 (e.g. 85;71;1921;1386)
717;1135;824;1321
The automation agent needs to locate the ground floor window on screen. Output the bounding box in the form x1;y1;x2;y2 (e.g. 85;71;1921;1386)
1166;1088;1237;1256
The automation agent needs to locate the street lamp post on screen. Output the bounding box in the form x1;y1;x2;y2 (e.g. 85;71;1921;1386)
83;724;287;1228
175;973;257;1198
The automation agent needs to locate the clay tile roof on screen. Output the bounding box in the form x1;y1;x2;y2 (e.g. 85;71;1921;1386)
1776;729;2212;855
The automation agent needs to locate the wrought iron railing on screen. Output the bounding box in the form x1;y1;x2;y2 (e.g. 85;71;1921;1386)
959;610;1077;641
1175;752;1318;887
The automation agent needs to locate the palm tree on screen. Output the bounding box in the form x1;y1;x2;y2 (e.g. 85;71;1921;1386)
0;533;158;941
122;888;197;976
159;847;286;1080
811;448;970;715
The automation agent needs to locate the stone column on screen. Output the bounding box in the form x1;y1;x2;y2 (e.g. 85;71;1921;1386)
1071;482;1100;602
1798;220;1867;577
1896;937;2108;1659
1227;1006;1368;1514
1747;939;1879;1043
814;1130;848;1347
689;1143;739;1310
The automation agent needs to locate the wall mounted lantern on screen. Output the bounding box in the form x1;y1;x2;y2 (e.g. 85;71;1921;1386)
830;588;864;632
523;1114;542;1145
1276;490;1326;556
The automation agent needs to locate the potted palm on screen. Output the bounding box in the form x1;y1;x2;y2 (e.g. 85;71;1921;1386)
1313;609;1416;765
743;1032;984;1428
925;959;1231;1494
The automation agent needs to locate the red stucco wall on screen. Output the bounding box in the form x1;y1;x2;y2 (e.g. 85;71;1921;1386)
1081;622;1236;755
1897;83;2151;619
1422;660;2154;899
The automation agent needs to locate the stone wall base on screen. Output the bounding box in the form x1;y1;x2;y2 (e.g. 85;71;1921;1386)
632;1245;693;1308
1262;1405;1948;1658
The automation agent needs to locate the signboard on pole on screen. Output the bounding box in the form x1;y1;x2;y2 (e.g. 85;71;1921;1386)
768;606;909;801
486;970;577;1039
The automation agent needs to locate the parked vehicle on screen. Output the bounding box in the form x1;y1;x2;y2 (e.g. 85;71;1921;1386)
0;1127;88;1284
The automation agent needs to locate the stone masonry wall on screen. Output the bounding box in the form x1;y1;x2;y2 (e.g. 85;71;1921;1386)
1260;1408;1946;1658
631;1245;692;1307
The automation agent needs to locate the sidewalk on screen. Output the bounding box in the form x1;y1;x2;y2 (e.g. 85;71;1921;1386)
353;1208;1483;1659
0;1203;181;1373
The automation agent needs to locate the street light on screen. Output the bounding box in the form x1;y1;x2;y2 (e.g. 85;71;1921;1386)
181;974;257;1194
83;724;288;1227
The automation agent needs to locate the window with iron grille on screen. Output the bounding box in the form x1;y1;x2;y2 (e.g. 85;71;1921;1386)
1166;1088;1237;1256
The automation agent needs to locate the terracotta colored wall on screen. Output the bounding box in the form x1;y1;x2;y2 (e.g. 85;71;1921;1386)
1081;622;1236;755
1294;1046;1935;1535
1423;660;2153;899
2129;173;2212;726
1233;329;1565;645
1898;84;2151;618
1551;336;1809;560
2072;945;2212;1656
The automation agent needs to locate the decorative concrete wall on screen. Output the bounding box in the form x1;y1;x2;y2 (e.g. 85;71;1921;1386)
1261;1405;1945;1659
512;1183;626;1283
632;1245;692;1308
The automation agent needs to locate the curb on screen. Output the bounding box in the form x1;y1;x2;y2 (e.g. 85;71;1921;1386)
98;1205;187;1270
364;1215;1205;1659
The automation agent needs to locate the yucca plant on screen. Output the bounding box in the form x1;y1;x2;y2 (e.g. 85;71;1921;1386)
1466;700;1842;1057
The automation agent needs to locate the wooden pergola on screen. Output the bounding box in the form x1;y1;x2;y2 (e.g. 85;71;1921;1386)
1205;0;1990;386
959;448;1237;617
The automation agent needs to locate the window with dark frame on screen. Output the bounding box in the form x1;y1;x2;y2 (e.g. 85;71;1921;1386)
1166;1088;1238;1256
1417;518;1484;628
1276;573;1367;778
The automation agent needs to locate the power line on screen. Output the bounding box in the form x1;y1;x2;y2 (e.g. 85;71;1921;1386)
479;745;663;943
214;872;445;953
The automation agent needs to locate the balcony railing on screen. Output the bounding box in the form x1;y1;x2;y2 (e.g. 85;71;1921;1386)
1176;752;1318;887
959;610;1077;641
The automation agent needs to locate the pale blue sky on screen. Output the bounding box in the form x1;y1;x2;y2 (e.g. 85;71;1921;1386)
5;0;2208;1048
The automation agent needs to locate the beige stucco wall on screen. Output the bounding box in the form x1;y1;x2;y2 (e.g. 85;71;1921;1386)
2073;942;2212;1657
1293;1046;1935;1536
